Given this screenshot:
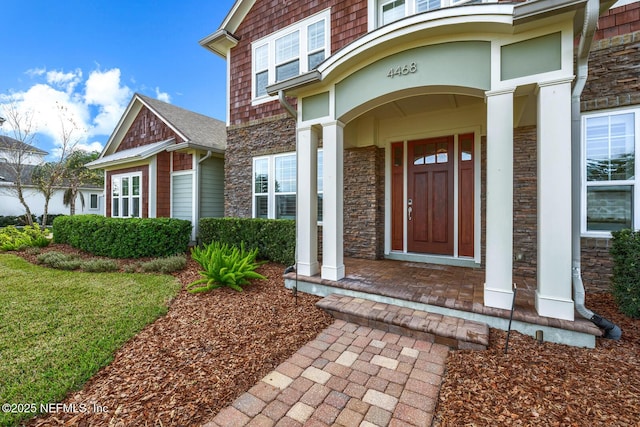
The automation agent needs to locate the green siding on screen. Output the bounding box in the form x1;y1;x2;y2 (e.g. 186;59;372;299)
335;41;491;119
172;173;193;222
200;157;224;218
302;92;330;121
501;32;561;81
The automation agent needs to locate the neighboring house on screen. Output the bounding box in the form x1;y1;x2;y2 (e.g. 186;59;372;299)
200;0;639;322
86;93;226;240
0;135;102;221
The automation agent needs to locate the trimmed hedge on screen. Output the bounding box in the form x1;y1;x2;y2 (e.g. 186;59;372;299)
610;229;640;318
0;214;37;227
53;215;192;258
198;217;295;265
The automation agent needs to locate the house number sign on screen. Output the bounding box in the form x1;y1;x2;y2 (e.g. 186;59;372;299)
387;62;418;78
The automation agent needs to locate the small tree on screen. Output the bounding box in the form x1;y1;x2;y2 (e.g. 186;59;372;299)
32;104;86;228
62;150;103;215
0;101;40;226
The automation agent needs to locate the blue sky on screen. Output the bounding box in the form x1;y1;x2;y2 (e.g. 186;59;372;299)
0;0;235;159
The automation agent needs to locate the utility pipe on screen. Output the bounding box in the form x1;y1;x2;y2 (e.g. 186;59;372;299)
278;90;298;119
571;0;621;339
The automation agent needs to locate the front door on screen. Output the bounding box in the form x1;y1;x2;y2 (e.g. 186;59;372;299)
407;137;454;255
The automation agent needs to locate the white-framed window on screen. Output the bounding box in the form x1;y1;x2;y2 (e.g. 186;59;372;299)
252;9;330;103
375;0;478;27
111;172;142;218
582;107;639;235
253;151;324;221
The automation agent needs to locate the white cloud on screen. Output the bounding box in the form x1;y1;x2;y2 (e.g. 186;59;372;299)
84;68;132;136
25;67;46;77
155;87;171;103
1;66;134;158
46;68;83;93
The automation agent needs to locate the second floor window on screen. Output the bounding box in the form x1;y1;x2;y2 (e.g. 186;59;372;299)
252;9;330;102
377;0;476;27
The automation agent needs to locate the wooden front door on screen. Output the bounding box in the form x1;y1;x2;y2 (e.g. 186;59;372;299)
407;137;454;255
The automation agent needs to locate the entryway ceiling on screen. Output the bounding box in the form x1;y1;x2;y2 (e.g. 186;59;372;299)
363;93;484;120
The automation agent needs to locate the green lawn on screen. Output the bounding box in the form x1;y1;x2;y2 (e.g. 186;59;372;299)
0;254;181;427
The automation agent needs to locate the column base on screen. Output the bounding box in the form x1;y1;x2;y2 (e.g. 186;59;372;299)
297;261;320;277
321;264;345;281
484;285;514;310
535;291;574;321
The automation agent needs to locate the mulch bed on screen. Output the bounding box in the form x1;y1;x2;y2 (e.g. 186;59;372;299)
21;244;333;427
17;244;640;426
435;294;640;426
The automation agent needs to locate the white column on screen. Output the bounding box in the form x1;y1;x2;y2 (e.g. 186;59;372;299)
321;121;345;281
484;88;515;310
296;126;320;276
536;79;575;320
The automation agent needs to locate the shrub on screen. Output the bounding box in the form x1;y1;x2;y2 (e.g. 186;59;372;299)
188;241;266;293
81;259;119;273
0;216;20;227
53;215;191;258
610;229;640;318
0;225;51;251
36;251;82;270
140;255;187;274
198;218;295;265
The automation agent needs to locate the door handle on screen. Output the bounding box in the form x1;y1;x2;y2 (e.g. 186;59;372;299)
408;206;413;221
408;198;413;221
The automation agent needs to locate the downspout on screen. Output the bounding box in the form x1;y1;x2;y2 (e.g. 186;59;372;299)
278;90;298;120
195;150;212;245
198;150;212;164
571;0;621;339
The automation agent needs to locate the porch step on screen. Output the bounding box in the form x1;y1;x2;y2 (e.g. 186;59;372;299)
316;294;489;350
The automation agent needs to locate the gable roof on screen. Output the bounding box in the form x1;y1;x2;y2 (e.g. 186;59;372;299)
0;135;48;156
94;93;226;167
136;94;226;150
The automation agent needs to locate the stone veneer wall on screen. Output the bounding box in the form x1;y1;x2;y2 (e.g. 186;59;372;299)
512;126;538;279
343;146;385;259
225;114;296;218
225;114;386;259
581;30;640;113
578;25;640;292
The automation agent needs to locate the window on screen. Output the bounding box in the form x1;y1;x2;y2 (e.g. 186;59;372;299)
381;0;406;26
89;193;99;210
375;0;478;28
253;151;323;221
252;10;330;102
583;108;639;234
111;172;142;218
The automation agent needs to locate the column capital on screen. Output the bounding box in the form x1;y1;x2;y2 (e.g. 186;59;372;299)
537;76;575;89
485;87;516;98
320;119;345;129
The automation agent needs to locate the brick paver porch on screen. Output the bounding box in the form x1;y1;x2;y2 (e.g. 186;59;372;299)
284;258;602;347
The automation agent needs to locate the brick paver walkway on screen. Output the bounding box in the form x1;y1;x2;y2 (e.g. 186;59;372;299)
204;319;449;427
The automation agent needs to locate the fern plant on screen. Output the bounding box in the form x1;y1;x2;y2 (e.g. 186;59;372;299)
188;241;266;293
